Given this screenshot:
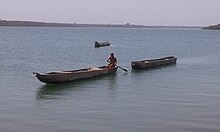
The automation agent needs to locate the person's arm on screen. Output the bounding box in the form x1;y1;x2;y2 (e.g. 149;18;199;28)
107;57;110;62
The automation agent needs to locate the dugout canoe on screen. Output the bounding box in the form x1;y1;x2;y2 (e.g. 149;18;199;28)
33;66;118;84
131;56;177;69
95;41;110;47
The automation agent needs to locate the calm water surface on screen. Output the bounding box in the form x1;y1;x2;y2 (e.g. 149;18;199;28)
0;27;220;132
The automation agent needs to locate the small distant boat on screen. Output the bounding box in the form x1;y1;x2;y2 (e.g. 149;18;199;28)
33;66;118;84
95;41;110;47
131;56;177;69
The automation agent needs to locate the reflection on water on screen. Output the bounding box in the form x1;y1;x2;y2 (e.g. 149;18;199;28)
106;74;118;97
36;83;79;100
36;73;118;100
131;63;177;73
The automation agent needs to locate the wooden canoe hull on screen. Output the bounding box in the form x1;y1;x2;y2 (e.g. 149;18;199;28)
131;56;177;69
95;41;110;47
33;66;118;84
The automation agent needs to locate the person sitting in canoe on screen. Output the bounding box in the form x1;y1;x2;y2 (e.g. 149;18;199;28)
106;53;117;68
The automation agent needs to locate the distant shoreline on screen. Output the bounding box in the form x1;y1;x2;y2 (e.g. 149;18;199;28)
202;24;220;30
0;19;201;28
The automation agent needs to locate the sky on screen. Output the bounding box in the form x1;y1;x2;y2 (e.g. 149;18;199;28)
0;0;219;26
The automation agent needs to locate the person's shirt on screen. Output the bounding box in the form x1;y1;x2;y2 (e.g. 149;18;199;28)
108;56;117;64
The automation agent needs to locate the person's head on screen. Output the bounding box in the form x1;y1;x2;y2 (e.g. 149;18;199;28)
111;53;114;56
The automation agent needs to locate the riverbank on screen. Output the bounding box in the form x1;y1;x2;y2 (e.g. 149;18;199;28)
0;19;199;28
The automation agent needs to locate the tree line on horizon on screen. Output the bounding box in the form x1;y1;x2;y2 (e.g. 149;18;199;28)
0;19;219;29
0;19;151;28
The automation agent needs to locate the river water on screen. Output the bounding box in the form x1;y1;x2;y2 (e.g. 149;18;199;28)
0;27;220;132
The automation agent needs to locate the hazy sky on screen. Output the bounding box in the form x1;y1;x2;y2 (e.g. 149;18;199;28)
0;0;219;26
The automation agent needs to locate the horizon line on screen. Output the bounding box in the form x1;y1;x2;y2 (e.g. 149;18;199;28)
0;19;205;28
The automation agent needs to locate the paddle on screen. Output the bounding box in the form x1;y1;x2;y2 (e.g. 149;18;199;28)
107;61;127;72
117;65;128;72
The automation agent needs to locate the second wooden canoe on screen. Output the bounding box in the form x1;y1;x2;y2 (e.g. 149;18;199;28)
131;56;177;69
